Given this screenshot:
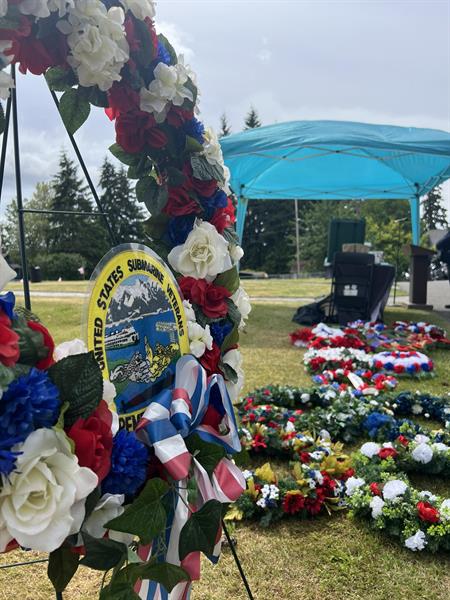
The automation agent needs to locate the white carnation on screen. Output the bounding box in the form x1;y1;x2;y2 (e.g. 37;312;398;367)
369;495;385;518
168;220;231;280
382;479;408;501
0;428;98;552
404;530;427;551
203;127;225;171
411;443;433;464
187;321;213;358
231;287;251;329
360;442;381;458
54;338;88;361
183;299;196;322
140;62;193;123
414;434;430;444
345;477;365;496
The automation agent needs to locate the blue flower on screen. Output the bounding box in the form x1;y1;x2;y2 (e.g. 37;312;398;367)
0;292;15;320
167;215;196;247
184;117;205;144
210;320;233;347
157;41;171;65
199;189;227;219
0;436;22;477
102;429;149;496
363;412;395;438
0;368;60;443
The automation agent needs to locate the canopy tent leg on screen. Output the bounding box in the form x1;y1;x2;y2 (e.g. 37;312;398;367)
409;194;421;245
236;193;248;243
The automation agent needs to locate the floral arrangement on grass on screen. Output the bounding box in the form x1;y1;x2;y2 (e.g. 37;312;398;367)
228;446;353;526
0;1;250;597
347;427;450;552
303;347;372;374
371;350;434;377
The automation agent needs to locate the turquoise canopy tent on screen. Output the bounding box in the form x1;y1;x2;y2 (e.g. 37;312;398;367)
219;120;450;244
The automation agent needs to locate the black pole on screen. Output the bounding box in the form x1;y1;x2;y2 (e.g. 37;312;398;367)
55;592;63;600
222;520;254;600
11;65;31;310
48;88;117;246
0;95;12;202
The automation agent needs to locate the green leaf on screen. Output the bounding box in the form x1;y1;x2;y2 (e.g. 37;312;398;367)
132;562;190;592
214;266;240;294
100;582;140;600
48;546;79;593
80;533;128;571
185;136;204;154
48;352;103;427
45;67;75;92
87;87;108;108
221;325;239;353
185;434;226;476
191;154;224;183
179;500;223;560
219;360;238;384
167;166;187;186
83;487;102;524
144;213;170;241
225;298;242;328
187;477;199;505
136;177;168;215
12;315;48;365
58;87;91;134
105;478;169;545
134;19;157;67
157;34;178;65
109;143;140;166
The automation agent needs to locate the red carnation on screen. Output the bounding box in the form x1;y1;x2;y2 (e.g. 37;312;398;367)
67;400;113;483
210;197;236;234
27;320;55;370
282;492;305;515
251;433;267;450
378;447;398;460
417;501;440;523
179;277;230;319
115;110;167;154
394;364;405;374
397;435;409;446
163;186;201;217
0;312;19;367
166;106;194;128
199;341;221;376
299;451;310;464
370;482;381;496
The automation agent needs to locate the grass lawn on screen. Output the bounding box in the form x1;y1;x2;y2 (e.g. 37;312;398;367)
1;297;450;599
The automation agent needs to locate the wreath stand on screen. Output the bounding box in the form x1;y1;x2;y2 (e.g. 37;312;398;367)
0;65;255;600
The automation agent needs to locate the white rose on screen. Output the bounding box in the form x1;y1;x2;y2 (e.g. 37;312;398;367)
183;299;196;323
168;220;231;280
140;62;193;123
360;442;381;458
120;0;155;20
0;70;14;100
203;127;225;170
411;443;433;464
0;428;98;552
83;493;127;541
383;479;408;501
187;321;213;358
19;0;50;18
54;338;88;361
345;477;365;496
370;496;385;518
222;348;244;403
231;287;251;329
230;245;244;263
0;255;16;291
404;530;427;551
0;0;7;17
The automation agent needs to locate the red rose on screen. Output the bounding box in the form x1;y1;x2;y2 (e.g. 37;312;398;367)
163;186;201;217
199;342;221;376
115;110;167;154
0;312;19;367
341;468;355;480
397;435;409;446
27;320;55;370
166;106;194;128
106;82;140;120
210;197;236;234
179;277;230;319
369;482;381;496
378;447;398;460
299;451;310;464
67;400;113;483
417;501;440;523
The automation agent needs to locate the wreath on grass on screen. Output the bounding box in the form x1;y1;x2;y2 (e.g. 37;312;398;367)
0;2;248;598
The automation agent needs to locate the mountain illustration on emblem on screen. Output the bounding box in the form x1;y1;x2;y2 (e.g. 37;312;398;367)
106;277;171;325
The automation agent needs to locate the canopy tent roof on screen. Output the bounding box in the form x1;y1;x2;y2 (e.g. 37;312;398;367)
219;120;450;243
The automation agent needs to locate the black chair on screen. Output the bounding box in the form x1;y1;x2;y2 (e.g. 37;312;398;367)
330;252;375;324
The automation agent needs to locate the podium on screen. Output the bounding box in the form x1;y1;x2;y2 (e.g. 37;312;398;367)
405;245;436;310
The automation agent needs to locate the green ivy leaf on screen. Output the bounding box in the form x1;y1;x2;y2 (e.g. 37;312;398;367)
185;434;226;476
80;533;128;571
105;478;169;545
225;298;242;327
136;177;168;215
187;477;199;505
167;166;187;186
109;143;140;166
82;487;102;524
48;546;79;593
179;500;223;560
157;34;178;65
219;360;238;384
185;136;204;154
12;315;48;365
48;352;103;427
58;87;91;134
214;266;240;294
132;562;190;592
221;325;239;353
144;213;170;241
45;67;75;92
100;582;140;600
191;154;224;183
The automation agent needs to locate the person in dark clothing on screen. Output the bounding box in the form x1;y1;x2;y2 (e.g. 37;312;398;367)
437;230;450;308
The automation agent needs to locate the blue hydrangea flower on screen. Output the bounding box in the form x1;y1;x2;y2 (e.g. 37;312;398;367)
0;292;15;320
200;189;227;219
184;118;205;144
157;41;171;65
210;320;233;347
0;368;60;443
102;429;149;496
363;412;395;438
167;215;196;247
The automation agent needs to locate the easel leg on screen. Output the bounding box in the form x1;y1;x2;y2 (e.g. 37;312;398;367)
222;520;255;600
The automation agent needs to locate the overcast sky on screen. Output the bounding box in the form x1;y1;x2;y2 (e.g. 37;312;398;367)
2;0;450;213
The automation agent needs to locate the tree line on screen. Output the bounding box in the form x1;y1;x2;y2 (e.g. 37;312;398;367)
2;153;144;279
220;107;449;276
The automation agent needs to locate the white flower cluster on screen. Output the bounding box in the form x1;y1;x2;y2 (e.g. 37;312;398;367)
58;0;129;91
232;286;251;329
256;483;279;508
304;347;371;367
345;476;365;496
18;0;74;19
404;529;427;551
120;0;156;20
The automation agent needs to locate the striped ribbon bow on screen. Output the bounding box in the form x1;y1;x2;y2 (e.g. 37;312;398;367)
135;355;245;600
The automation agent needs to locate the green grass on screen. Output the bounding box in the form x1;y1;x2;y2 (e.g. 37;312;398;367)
2;298;450;599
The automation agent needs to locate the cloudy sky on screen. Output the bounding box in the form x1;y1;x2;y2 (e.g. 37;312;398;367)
2;0;450;213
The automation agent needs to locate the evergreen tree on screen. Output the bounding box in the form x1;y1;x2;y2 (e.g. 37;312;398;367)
244;106;262;130
219;113;231;137
98;158;144;244
49;152;109;272
421;186;448;231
